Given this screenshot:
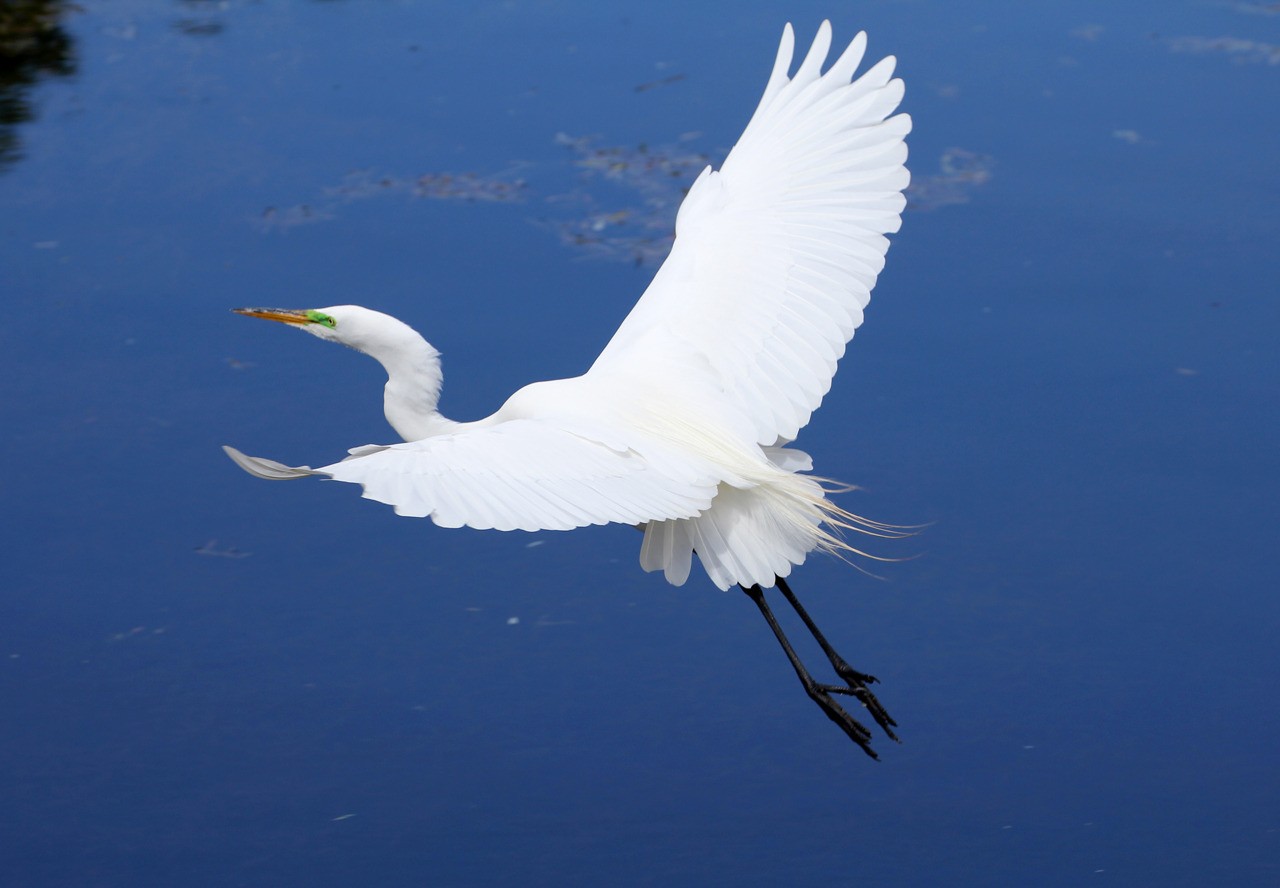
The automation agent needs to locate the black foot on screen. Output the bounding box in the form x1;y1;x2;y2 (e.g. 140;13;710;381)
804;679;882;759
827;657;899;742
742;580;898;758
774;576;899;742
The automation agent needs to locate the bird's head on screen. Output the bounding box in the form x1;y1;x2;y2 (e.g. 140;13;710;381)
233;303;444;438
232;305;430;361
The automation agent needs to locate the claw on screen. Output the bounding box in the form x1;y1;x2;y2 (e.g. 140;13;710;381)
806;685;879;759
742;580;898;756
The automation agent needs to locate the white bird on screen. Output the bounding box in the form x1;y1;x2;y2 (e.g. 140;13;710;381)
226;21;911;757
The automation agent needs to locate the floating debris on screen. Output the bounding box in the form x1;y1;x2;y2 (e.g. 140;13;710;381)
256;168;527;231
411;171;528;202
533;615;576;627
905;148;994;212
557;133;710;193
635;73;686;92
109;626;167;642
254;133;984;263
1228;2;1280;16
173;18;224;36
551;222;675;266
544;132;713;266
255;203;334;232
1167;36;1280;65
195;539;252;559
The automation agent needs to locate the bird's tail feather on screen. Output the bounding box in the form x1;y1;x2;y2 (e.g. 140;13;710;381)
641;448;912;590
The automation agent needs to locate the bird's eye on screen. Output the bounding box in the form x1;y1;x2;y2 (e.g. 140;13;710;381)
306;310;337;328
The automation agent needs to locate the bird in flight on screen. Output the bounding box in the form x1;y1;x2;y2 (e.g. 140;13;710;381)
225;21;911;758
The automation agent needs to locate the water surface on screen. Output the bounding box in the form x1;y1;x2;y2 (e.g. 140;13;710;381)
2;2;1277;885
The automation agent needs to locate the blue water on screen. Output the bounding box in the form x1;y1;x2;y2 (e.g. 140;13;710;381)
3;1;1278;885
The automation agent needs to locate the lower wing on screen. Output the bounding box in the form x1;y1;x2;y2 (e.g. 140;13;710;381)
224;416;720;532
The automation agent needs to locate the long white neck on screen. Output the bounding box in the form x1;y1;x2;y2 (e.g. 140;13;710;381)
309;306;462;442
375;337;459;441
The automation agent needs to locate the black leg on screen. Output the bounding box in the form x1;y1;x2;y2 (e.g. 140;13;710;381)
741;582;891;759
775;576;899;740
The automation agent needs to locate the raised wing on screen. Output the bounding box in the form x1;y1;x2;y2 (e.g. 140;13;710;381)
589;21;910;445
227;417;719;532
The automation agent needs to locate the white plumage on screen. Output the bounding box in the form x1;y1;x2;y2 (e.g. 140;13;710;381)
225;20;911;593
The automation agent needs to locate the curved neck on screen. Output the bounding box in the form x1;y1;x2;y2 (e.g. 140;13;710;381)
375;338;458;441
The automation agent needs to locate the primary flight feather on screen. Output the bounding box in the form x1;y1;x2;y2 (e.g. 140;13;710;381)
226;21;911;756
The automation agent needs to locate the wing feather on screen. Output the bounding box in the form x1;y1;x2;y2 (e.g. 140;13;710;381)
304;418;717;532
588;21;910;445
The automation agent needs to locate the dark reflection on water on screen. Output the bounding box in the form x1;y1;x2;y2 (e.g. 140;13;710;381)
0;0;75;171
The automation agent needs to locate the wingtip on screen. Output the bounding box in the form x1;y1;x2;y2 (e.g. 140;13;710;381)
222;445;316;480
777;22;795;65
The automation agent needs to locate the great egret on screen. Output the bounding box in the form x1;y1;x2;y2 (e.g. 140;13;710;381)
225;21;911;757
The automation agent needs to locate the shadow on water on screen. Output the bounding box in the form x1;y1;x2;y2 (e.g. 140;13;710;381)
0;0;76;172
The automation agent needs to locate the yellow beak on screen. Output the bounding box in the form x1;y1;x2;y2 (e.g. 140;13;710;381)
232;307;312;325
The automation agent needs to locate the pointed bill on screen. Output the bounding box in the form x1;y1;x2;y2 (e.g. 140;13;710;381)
232;307;311;325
